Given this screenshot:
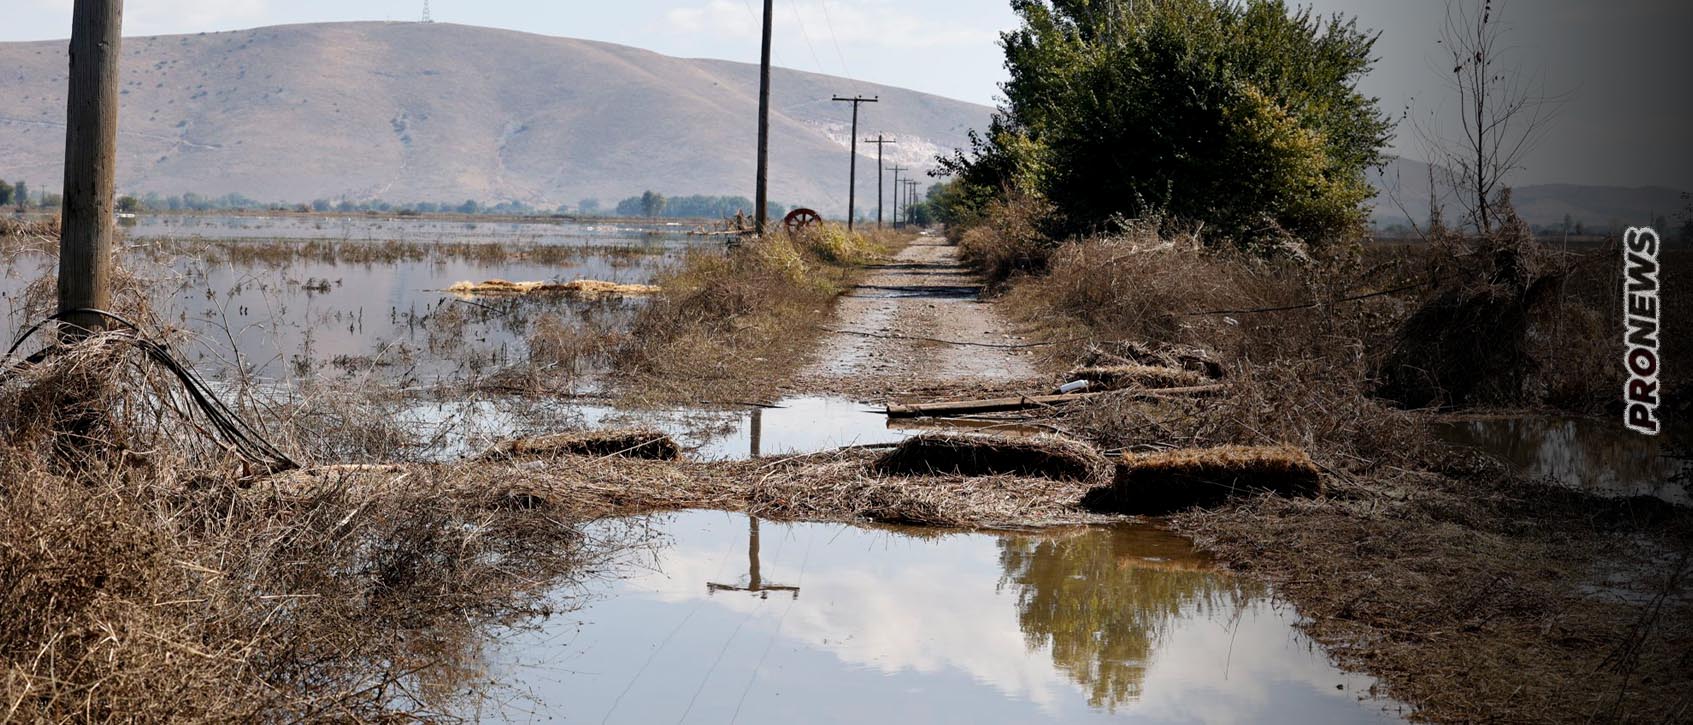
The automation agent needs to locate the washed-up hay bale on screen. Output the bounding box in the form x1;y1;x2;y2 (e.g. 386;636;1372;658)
873;433;1108;482
448;279;660;299
478;428;681;461
1083;445;1321;515
1068;364;1211;391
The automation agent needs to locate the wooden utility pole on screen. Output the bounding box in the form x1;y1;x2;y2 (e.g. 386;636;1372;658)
830;95;877;230
905;179;920;227
754;0;774;235
907;178;920;226
862;134;895;228
58;0;123;334
888;165;906;229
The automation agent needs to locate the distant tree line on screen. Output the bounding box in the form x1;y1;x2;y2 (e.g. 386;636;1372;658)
612;191;787;220
7;180;833;226
0;180;48;209
33;189;794;222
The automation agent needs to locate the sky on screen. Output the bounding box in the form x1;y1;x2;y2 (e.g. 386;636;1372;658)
5;0;1689;189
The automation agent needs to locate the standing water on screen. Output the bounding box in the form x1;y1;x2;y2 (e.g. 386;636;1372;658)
1436;416;1690;505
443;511;1408;723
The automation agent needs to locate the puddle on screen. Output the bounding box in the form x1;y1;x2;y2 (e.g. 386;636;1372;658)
396;395;1068;464
399;396;904;462
1435;416;1690;505
695;397;903;459
446;511;1407;723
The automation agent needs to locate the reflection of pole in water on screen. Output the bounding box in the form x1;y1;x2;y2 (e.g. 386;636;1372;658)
748;515;761;589
750;406;762;459
707;517;799;600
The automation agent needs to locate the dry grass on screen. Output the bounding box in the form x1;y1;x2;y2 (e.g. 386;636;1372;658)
1374;217;1622;411
0;217;62;261
954;191;1058;290
612;225;902;402
270;450;1115;532
1084;445;1321;515
873;432;1110;482
0;342;642;721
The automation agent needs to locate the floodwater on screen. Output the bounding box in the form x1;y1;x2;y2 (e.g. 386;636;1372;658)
1435;416;1690;505
2;213;692;380
445;511;1407;723
399;396;902;462
125;212;701;246
401;395;1058;463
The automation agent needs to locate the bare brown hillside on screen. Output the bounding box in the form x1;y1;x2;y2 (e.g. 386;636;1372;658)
0;22;988;214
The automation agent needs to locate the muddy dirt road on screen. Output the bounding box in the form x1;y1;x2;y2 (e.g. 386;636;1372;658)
794;234;1041;399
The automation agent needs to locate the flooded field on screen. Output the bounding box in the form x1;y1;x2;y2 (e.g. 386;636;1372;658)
124;212;701;246
1436;416;1690;505
2;213;689;381
447;511;1407;723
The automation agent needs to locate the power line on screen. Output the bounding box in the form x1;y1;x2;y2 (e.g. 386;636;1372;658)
863;134;895;228
815;0;857;88
786;0;829;76
888;164;906;228
831;95;877;230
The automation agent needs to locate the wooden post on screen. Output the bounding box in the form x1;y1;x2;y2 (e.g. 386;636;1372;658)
58;0;123;334
906;179;919;227
863;134;895;229
754;0;774;236
888;165;905;230
831;96;877;231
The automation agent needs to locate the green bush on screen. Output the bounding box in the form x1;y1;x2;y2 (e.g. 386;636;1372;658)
942;0;1391;250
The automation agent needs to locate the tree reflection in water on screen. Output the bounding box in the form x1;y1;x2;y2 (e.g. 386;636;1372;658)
998;525;1259;712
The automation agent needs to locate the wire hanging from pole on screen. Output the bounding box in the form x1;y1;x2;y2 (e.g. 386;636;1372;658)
1;308;299;472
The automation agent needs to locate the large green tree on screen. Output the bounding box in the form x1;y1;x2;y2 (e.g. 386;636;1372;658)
942;0;1392;249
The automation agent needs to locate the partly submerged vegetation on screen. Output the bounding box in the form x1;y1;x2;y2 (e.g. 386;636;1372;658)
613;224;898;402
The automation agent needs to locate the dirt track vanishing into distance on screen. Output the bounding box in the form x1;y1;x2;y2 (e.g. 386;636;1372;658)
794;234;1041;399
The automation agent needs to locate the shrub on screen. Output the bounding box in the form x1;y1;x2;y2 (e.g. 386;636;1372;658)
942;0;1391;250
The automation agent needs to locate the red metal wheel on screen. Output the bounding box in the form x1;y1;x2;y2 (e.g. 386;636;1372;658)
782;208;822;235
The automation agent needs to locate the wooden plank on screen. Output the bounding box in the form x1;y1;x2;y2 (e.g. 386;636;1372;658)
884;385;1222;418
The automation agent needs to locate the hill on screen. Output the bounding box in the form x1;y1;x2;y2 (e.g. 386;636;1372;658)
0;22;990;217
1368;157;1686;234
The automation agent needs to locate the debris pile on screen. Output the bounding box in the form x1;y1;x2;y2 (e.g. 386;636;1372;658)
448;279;660;299
1084;445;1321;514
874;432;1108;482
